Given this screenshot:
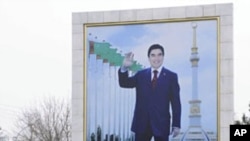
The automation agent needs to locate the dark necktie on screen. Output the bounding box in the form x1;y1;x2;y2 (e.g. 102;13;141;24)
152;70;158;88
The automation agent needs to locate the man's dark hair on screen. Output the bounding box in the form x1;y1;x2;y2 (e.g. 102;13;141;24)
147;44;165;57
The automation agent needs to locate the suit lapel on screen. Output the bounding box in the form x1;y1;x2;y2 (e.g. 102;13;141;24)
146;68;152;85
158;67;168;84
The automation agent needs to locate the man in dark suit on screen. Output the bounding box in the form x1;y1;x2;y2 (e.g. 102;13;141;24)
118;44;181;141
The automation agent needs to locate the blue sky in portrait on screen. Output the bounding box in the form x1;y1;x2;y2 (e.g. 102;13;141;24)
87;20;217;133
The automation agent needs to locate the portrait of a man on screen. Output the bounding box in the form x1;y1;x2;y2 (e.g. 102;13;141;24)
85;19;217;141
118;44;181;141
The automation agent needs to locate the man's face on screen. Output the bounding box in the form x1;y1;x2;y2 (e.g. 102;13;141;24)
148;49;164;69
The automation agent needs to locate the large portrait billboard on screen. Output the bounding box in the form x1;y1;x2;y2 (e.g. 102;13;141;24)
72;3;233;141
